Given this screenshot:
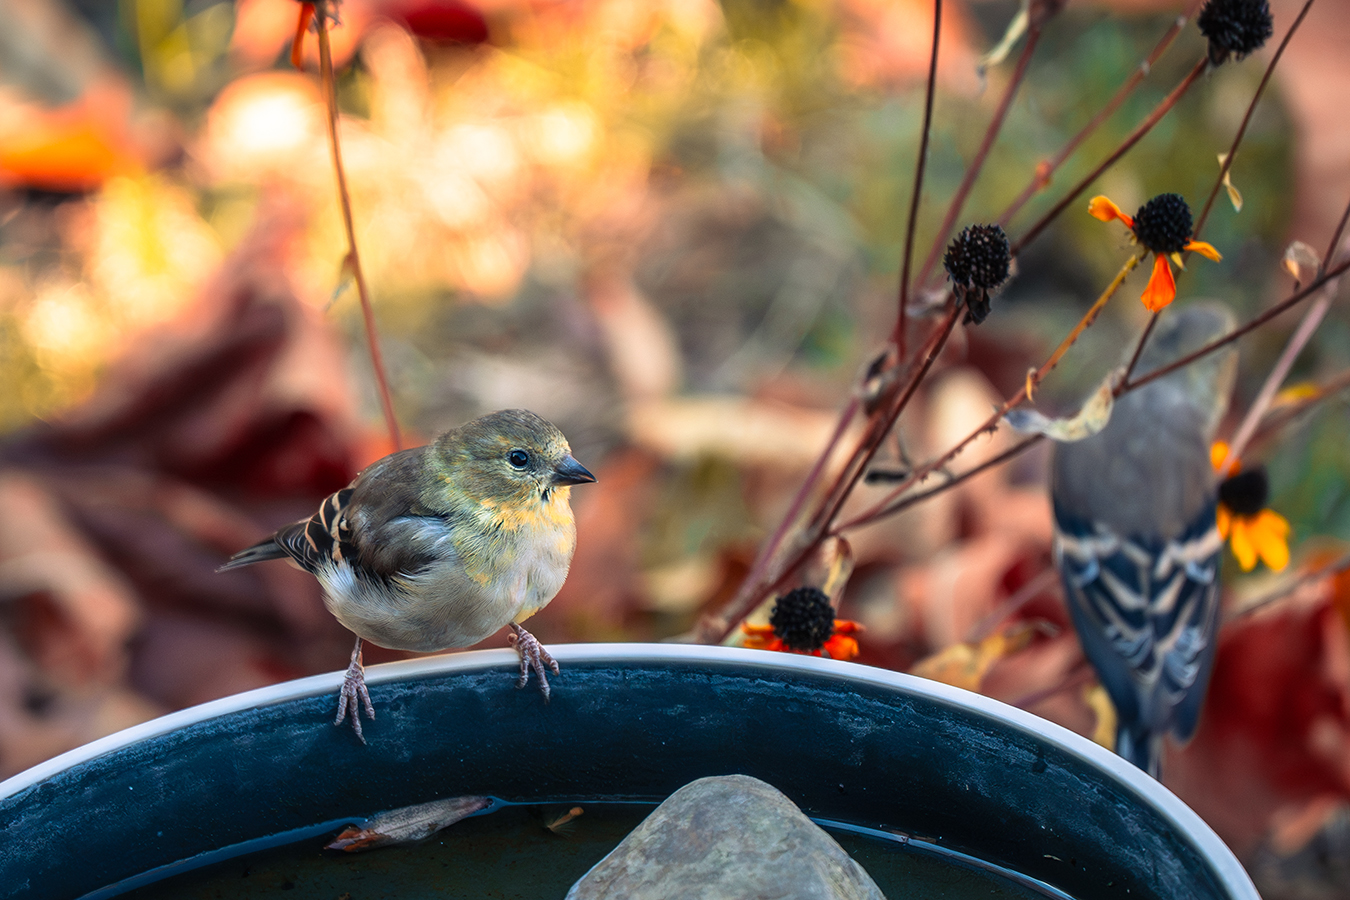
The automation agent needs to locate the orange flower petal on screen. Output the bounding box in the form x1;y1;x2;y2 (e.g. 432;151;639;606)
1252;509;1291;572
824;634;860;661
1140;254;1177;312
1229;518;1259;572
1088;196;1132;228
1185;240;1223;263
1211;441;1233;472
1216;503;1232;540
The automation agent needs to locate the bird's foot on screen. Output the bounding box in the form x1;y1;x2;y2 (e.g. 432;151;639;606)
508;623;559;700
335;638;376;743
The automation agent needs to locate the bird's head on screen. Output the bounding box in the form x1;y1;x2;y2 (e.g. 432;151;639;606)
435;409;596;509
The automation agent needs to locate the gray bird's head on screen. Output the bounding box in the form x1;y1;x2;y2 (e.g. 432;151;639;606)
1051;301;1237;540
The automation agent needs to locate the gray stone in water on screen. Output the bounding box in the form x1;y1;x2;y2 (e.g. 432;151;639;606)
566;774;888;900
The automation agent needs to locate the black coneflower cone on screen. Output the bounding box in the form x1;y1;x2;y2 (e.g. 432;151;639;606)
943;224;1010;325
770;587;836;652
1198;0;1274;66
1219;466;1270;516
1131;193;1194;255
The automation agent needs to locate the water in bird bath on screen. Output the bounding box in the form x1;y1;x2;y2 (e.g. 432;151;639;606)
109;801;1072;900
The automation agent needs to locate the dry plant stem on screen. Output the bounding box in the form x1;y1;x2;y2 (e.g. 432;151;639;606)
692;396;861;643
966;568;1059;643
316;7;403;451
1217;192;1350;469
1251;367;1350;449
1039;255;1139;383
895;0;943;358
914;24;1043;291
837;256;1138;532
1125;256;1350;394
1324;193;1350;267
1012;663;1094;711
1122;2;1316;386
1227;551;1350;622
998;10;1196;229
1192;0;1318;240
1221;289;1333;474
817;305;962;534
1010;57;1208;256
696;304;961;645
832;256;1350;534
839;433;1044;531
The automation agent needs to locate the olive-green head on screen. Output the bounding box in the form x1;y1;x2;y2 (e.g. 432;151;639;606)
433;409;596;507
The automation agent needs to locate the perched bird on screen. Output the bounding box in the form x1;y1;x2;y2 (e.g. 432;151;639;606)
219;409;596;741
1050;303;1236;778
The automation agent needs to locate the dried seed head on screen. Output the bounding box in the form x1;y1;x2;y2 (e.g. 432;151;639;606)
769;587;836;652
943;224;1010;325
1219;467;1269;516
1198;0;1274;66
1131;193;1194;255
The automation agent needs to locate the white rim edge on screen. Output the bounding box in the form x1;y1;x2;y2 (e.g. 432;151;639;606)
0;643;1255;898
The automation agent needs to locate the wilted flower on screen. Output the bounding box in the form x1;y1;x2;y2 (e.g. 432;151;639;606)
943;224;1011;325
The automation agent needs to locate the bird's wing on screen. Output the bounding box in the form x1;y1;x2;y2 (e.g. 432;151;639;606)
270;487;358;575
1054;500;1223;741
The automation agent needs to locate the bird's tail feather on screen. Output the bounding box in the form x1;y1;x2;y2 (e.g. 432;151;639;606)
1116;725;1163;780
217;540;287;572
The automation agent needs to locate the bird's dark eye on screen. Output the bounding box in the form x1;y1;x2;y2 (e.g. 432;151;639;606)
508;449;530;469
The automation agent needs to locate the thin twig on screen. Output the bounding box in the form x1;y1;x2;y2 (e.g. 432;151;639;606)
1222;290;1332;474
1226;551;1350;623
1124;256;1350;394
1323;193;1350;269
895;0;943;358
837;434;1043;532
915;24;1043;291
848;240;1350;534
696;304;961;645
1192;0;1317;240
998;10;1197;229
1250;367;1350;449
1010;57;1208;256
1121;2;1316;389
1012;663;1094;711
691;396;861;644
965;568;1059;643
840;254;1138;532
315;4;402;451
1218;193;1350;470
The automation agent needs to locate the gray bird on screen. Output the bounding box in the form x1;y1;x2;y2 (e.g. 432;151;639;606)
1051;303;1237;778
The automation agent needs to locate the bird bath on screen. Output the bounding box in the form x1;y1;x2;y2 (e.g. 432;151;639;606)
0;644;1257;899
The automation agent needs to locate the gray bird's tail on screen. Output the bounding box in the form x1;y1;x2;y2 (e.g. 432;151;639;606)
217;539;287;572
1116;725;1163;780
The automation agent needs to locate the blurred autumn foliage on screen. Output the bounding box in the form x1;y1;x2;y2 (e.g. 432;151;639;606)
2;0;1350;895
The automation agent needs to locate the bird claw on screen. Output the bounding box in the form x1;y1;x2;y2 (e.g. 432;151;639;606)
335;639;375;743
508;623;559;701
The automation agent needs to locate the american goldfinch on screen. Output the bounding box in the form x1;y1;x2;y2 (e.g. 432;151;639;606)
1050;303;1236;778
219;409;596;741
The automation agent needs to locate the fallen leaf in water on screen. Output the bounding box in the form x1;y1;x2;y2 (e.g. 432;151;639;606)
326;796;493;851
545;806;585;834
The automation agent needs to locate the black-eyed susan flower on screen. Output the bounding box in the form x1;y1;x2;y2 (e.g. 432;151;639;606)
1197;0;1274;67
944;224;1011;324
1089;193;1222;312
1212;441;1290;572
741;586;862;660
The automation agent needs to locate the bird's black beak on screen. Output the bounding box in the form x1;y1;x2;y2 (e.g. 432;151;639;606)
553;454;597;486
